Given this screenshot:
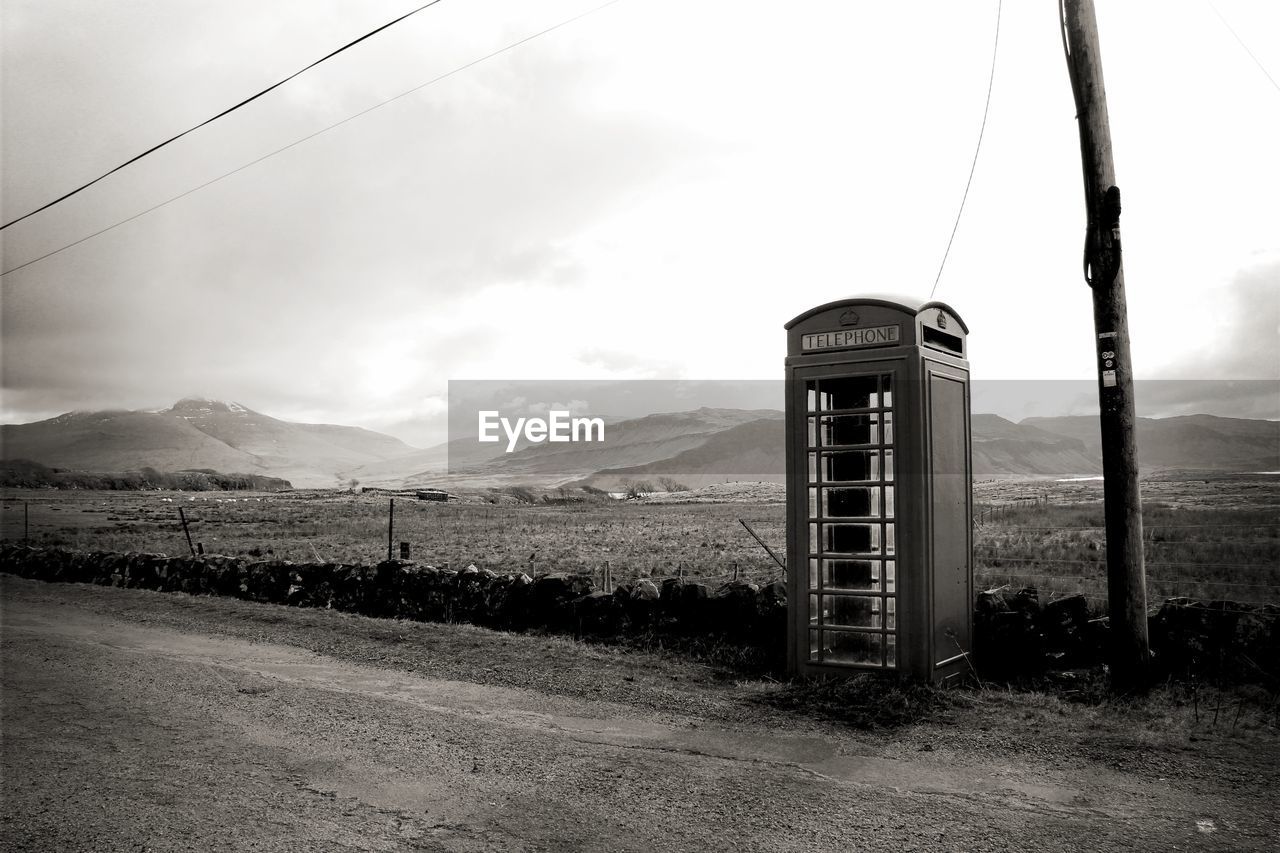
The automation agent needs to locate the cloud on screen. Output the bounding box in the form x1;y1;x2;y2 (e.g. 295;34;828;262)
0;3;699;431
4;1;1278;442
970;379;1279;422
575;348;683;378
1155;257;1280;381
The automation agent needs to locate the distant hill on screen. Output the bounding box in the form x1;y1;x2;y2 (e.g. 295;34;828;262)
462;408;783;479
515;410;1277;488
573;418;787;491
1;409;261;475
570;413;1116;489
1;398;423;488
1022;414;1279;473
280;422;416;460
970;414;1101;477
160;398;418;486
0;459;292;491
3;398;1273;490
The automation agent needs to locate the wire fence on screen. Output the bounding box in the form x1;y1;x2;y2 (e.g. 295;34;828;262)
4;492;1276;609
974;503;1280;611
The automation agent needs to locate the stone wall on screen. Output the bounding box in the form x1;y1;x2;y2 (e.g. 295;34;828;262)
975;585;1280;683
0;545;787;667
2;544;1274;682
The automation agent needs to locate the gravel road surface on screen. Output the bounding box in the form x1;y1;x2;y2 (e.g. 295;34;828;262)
2;576;1276;851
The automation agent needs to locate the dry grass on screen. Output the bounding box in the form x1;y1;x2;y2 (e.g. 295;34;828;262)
957;676;1280;749
3;473;1276;606
751;671;953;729
975;478;1280;608
0;490;788;586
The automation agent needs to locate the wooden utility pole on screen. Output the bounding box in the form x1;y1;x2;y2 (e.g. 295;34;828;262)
1060;0;1150;689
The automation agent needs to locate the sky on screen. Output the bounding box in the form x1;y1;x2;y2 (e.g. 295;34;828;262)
2;0;1277;447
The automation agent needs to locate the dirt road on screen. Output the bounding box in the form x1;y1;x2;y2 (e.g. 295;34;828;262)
2;576;1276;852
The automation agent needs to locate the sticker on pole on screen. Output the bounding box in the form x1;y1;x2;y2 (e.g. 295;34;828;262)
1097;332;1118;389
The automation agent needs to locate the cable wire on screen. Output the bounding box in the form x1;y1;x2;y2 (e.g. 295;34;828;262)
1206;0;1280;96
0;1;447;232
0;0;626;279
929;0;1002;299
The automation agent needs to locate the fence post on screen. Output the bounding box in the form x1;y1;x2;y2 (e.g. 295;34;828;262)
178;507;196;556
387;499;395;562
737;518;787;570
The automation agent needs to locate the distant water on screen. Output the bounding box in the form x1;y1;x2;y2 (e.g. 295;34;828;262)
1055;473;1279;480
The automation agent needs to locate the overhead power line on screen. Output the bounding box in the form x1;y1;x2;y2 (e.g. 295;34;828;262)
929;0;1002;300
0;0;627;279
0;1;448;232
1205;0;1280;96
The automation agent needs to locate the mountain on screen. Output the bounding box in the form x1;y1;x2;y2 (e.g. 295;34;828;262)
160;398;418;486
573;418;787;490
288;422;418;460
1;409;262;475
1022;415;1279;473
970;414;1100;477
515;410;1277;489
4;398;1273;491
571;413;1108;489
447;408;783;481
1;398;423;488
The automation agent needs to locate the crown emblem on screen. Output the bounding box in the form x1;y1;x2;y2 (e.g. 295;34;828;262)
838;309;860;326
936;310;948;329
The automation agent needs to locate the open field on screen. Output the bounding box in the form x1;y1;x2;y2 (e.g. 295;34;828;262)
2;474;1277;606
973;476;1280;609
0;489;789;587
